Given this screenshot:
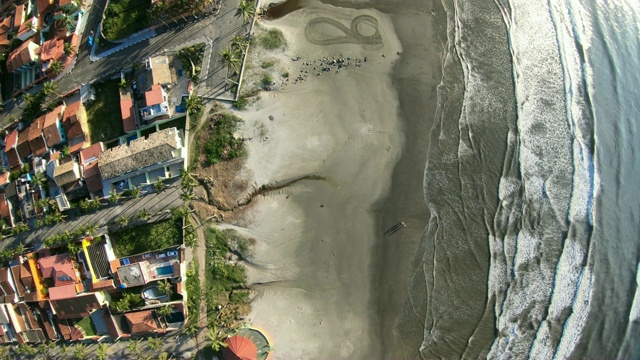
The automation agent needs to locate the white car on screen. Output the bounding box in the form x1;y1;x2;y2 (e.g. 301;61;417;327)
167;251;178;257
156;253;166;259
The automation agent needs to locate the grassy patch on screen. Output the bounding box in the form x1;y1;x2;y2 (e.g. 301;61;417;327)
204;228;250;330
203;113;246;164
260;29;283;50
110;219;182;257
102;0;151;41
86;79;125;143
185;260;200;336
260;60;275;69
76;317;96;337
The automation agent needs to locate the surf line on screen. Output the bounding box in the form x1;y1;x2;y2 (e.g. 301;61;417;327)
384;222;406;236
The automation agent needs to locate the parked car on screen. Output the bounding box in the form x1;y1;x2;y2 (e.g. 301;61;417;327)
141;285;169;302
156;253;166;259
167;250;178;258
142;253;152;259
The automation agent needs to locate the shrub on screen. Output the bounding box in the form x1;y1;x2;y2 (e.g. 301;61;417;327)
261;60;275;69
204;113;246;164
260;29;283;49
232;96;248;110
261;73;274;88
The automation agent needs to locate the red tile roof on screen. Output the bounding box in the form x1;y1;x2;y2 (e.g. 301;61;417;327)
124;311;159;334
5;129;20;169
40;38;64;63
0;194;10;223
83;161;103;193
79;142;104;165
13;5;25;28
48;284;76;300
0;172;9;186
16;126;32;159
144;84;163;106
43;105;65;146
28;116;47;157
62;99;85;139
5;128;17;152
51;293;100;319
17;17;35;38
68;140;85;154
120;98;136;132
6;40;37;73
0;16;10;31
37;254;76;287
37;0;54;16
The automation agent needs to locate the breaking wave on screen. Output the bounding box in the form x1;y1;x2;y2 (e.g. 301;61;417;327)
417;0;640;358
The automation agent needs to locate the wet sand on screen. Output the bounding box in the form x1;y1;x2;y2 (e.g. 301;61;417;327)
233;0;445;358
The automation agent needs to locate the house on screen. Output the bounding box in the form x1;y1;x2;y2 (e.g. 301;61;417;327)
40;38;65;74
27;116;47;157
140;84;169;122
98;127;185;193
80;142;104;195
0;172;9;189
0;267;16;302
79;142;104;166
16;17;37;41
6;39;39;73
111;246;182;288
120;88;136;133
4;128;22;170
42;104;66;147
37;254;77;289
52;160;80;187
50;292;107;319
13;5;25;29
124;310;162;335
16;126;31;160
148;55;174;86
62;98;88;153
0;194;14;228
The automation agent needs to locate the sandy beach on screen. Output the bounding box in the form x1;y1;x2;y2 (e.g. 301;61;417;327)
225;0;445;358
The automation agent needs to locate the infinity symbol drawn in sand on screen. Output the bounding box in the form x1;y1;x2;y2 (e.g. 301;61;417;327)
305;15;383;46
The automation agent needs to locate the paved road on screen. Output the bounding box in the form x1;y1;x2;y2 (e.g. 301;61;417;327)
59;0;248;98
1;181;183;252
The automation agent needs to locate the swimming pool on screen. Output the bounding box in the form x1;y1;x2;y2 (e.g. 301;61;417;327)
156;265;174;276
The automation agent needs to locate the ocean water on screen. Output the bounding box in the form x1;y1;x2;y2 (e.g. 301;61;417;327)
419;0;640;358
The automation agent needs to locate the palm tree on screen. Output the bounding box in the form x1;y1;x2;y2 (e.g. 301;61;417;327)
127;340;141;356
236;0;256;24
41;82;59;98
66;241;80;256
157;304;173;318
153;179;165;193
64;42;75;56
158;279;173;296
129;185;141;198
231;35;248;54
49;60;64;75
185;94;203;115
109;189;121;204
207;326;228;352
95;343;108;360
117;216;128;227
148;337;163;351
180;190;197;202
85;222;98;236
219;46;242;77
72;343;87;360
138;208;151;220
